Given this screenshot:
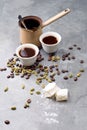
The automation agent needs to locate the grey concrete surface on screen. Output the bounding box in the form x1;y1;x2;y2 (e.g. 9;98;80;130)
0;0;87;130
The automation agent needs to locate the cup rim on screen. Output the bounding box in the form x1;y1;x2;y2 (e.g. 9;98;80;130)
39;31;61;46
16;43;39;59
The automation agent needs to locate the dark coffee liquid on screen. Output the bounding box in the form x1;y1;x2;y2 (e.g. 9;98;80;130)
43;36;58;45
21;19;40;29
19;47;35;58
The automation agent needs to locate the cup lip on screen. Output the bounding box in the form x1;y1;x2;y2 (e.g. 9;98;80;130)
18;15;42;32
39;31;61;47
16;43;39;60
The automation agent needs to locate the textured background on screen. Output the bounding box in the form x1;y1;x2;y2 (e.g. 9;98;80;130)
0;0;87;130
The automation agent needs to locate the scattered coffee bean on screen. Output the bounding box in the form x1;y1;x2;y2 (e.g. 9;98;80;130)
24;103;29;109
51;77;55;81
63;76;68;80
80;60;84;64
4;120;10;125
68;47;73;50
77;47;81;50
71;56;75;59
73;44;77;47
68;57;71;60
62;57;66;61
57;71;61;75
74;77;78;81
27;99;31;104
0;68;7;71
61;70;66;73
7;75;10;78
48;56;52;61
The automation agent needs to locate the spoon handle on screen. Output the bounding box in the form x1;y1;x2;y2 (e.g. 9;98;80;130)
18;15;28;30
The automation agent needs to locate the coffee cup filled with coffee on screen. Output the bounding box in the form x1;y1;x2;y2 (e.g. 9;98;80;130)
39;31;61;53
16;44;39;66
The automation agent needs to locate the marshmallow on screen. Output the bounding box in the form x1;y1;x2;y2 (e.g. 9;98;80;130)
43;82;60;98
55;89;68;101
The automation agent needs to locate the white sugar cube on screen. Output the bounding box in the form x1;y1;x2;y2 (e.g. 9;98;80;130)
55;89;69;101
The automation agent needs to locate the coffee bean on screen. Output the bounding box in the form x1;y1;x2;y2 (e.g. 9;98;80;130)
63;76;68;80
61;70;66;73
68;47;73;50
74;77;78;81
48;56;52;61
51;77;55;81
80;60;84;64
13;53;17;56
77;47;81;50
62;57;66;61
57;71;61;75
4;120;10;125
72;56;75;59
68;57;71;60
27;99;31;103
56;68;59;71
49;69;53;72
73;44;77;47
7;75;10;78
26;75;30;79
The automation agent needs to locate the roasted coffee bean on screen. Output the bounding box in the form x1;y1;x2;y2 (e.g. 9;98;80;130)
66;53;70;57
40;74;44;77
61;70;66;73
51;77;55;81
27;99;31;103
49;69;53;72
15;58;19;62
56;68;59;71
3;68;7;71
10;74;14;78
0;68;7;71
77;47;81;50
57;71;61;75
4;120;10;125
73;44;77;47
9;58;14;62
72;56;76;59
63;76;68;80
13;53;17;56
48;56;52;61
49;65;53;69
26;75;30;79
74;77;78;81
21;74;24;78
80;60;84;64
68;57;71;60
24;104;29;109
68;47;73;50
7;75;10;78
37;70;40;74
65;70;69;73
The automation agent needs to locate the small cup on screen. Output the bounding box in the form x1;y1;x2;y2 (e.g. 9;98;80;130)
39;31;61;53
16;43;39;66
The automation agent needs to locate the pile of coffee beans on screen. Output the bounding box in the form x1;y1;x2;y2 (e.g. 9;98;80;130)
3;44;84;84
